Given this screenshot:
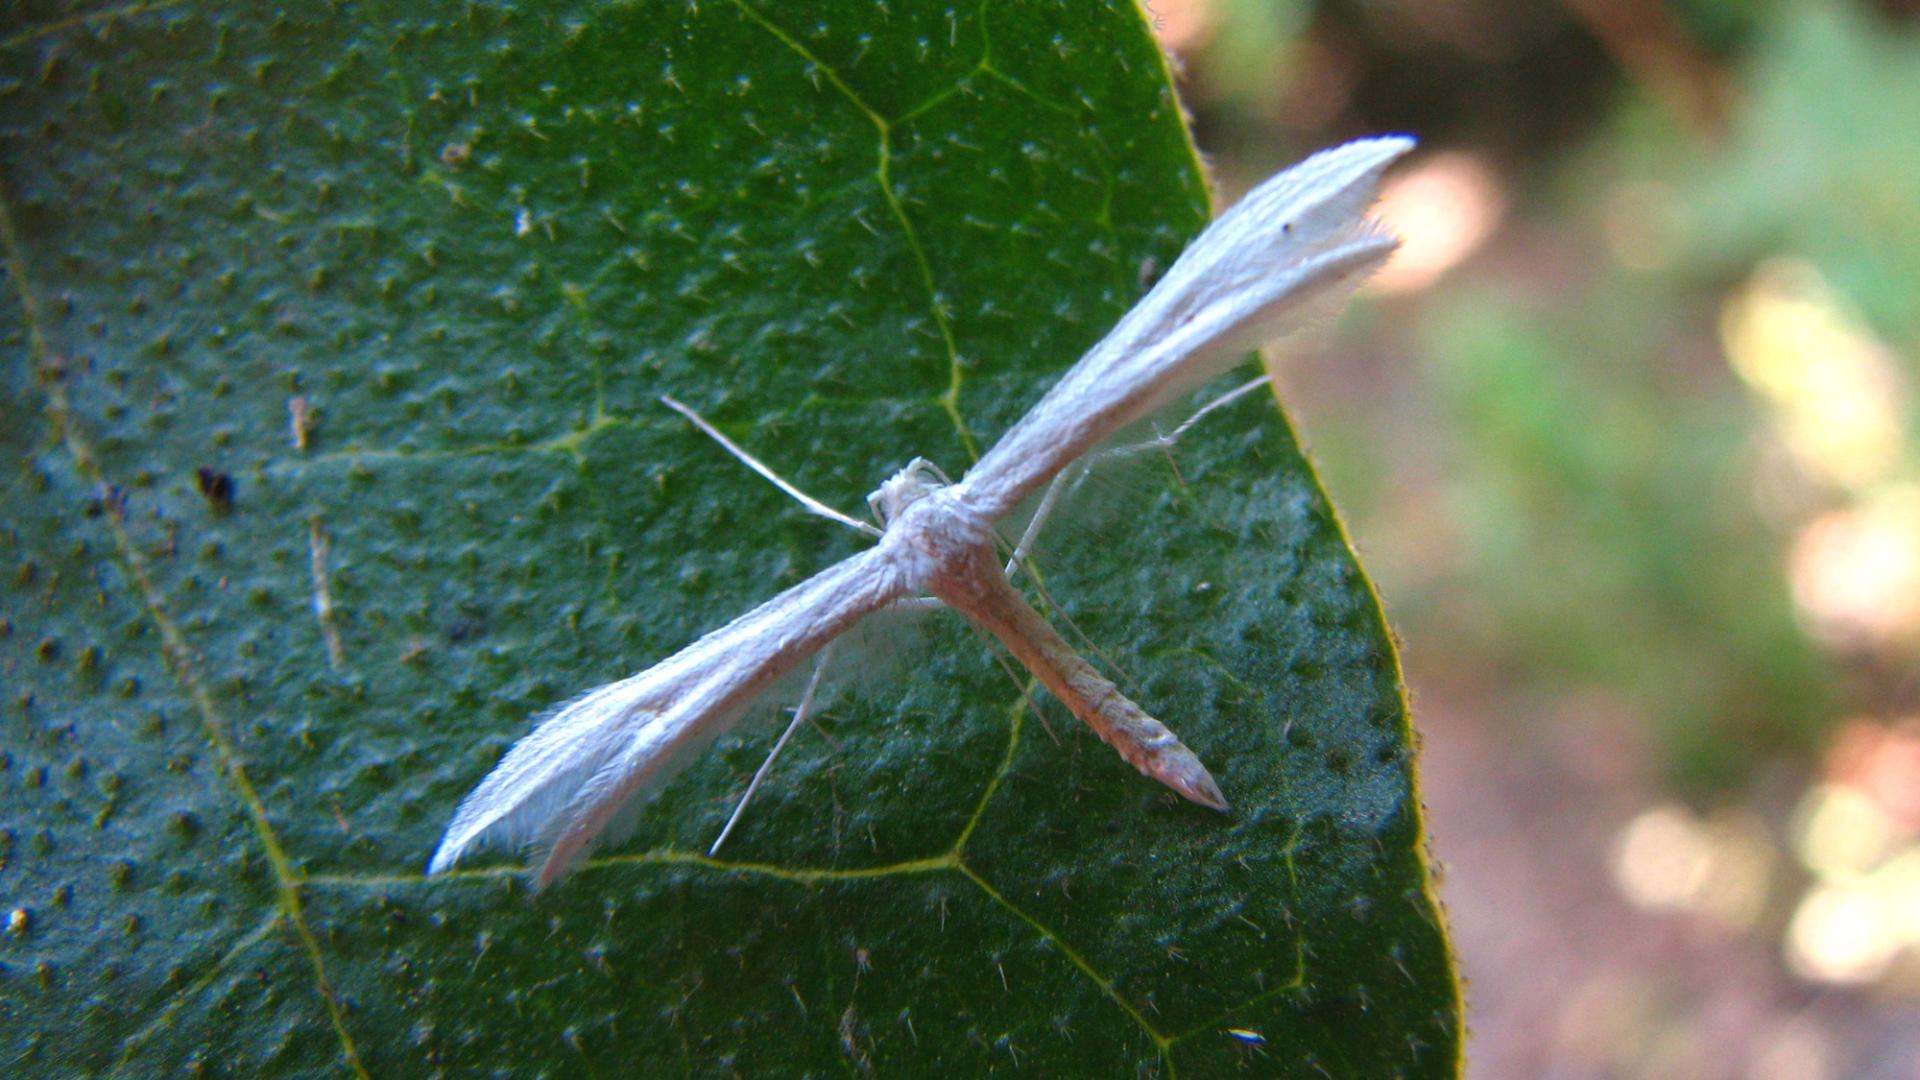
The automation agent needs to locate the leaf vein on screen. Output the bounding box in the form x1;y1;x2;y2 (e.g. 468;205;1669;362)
0;192;370;1080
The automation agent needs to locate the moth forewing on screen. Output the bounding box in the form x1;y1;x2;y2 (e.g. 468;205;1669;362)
955;135;1411;522
429;543;911;881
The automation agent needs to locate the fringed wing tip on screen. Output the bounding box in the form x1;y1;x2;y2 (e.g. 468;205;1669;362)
426;799;581;886
424;799;509;877
426;810;575;889
1332;133;1417;173
425;832;570;891
422;677;668;880
421;781;541;878
532;848;577;891
1366;132;1418;156
424;833;471;877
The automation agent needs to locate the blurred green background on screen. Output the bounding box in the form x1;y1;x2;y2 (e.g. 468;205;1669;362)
1160;0;1920;1074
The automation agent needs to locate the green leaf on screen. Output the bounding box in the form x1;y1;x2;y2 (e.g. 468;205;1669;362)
1;1;1459;1075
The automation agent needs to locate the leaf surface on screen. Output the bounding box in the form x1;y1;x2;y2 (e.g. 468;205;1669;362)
0;1;1459;1075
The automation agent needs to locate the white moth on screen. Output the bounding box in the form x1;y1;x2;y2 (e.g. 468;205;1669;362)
429;135;1414;887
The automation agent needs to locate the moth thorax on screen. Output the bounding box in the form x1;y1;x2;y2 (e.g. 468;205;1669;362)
868;456;952;525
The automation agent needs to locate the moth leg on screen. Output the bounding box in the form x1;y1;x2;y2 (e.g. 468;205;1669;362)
708;644;836;856
661;396;883;539
1005;466;1078;576
1144;374;1275;453
1003;374;1274;575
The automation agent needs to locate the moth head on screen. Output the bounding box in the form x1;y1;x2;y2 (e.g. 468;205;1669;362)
868;456;952;525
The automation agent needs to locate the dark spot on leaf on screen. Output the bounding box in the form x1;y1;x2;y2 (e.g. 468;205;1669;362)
196;467;235;513
85;486;127;519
